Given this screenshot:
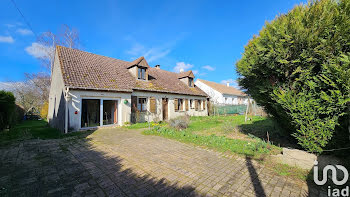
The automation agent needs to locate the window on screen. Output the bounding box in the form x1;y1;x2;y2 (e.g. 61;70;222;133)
188;77;193;87
178;99;184;111
138;67;147;80
137;98;147;112
198;100;202;110
190;99;193;109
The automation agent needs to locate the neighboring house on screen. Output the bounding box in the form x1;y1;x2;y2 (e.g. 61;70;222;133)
195;79;248;105
48;46;208;133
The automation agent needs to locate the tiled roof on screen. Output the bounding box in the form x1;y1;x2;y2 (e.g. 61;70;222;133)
197;79;246;96
178;70;194;79
56;46;207;97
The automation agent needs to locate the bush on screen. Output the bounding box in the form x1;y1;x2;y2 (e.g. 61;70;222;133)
169;115;190;130
236;0;350;153
0;91;16;131
221;121;238;133
40;101;49;120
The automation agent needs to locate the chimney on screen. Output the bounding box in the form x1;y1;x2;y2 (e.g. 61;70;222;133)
180;68;184;73
155;65;160;69
226;82;230;87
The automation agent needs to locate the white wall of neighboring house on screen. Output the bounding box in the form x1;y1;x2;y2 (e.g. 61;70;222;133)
195;80;249;105
195;80;223;104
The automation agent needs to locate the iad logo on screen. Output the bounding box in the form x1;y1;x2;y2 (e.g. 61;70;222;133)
313;161;349;197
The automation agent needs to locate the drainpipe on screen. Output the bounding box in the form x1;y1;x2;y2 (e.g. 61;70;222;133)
64;87;70;134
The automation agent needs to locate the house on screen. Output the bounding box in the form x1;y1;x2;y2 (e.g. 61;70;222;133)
48;46;208;133
195;79;248;105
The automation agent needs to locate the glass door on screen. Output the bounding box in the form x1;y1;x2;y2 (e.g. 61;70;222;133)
103;100;118;125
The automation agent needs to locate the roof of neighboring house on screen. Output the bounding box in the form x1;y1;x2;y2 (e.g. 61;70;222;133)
196;79;247;96
56;46;207;96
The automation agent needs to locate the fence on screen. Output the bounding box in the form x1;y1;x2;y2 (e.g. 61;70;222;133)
209;100;267;117
210;104;247;115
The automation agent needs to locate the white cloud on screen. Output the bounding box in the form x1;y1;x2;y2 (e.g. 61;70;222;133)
126;43;145;56
173;62;194;73
192;70;199;75
25;42;54;59
221;78;240;89
0;36;14;43
202;65;215;71
4;24;15;28
126;43;172;63
147;49;171;62
0;82;24;91
16;28;33;36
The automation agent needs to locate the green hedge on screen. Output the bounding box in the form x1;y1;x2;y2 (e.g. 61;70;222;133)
236;0;350;153
0;90;16;131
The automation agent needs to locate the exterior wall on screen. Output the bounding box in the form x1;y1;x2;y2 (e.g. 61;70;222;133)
222;94;249;105
48;50;66;132
195;80;224;104
67;90;131;131
195;80;249;105
128;66;137;78
180;77;189;86
132;90;208;122
65;89;207;130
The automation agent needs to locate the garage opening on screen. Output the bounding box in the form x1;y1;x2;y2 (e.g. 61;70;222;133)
103;100;118;125
81;99;100;128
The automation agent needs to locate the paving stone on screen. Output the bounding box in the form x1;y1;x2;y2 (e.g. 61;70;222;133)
0;128;315;197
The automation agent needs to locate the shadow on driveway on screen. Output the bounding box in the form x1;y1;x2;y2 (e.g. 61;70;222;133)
0;132;199;196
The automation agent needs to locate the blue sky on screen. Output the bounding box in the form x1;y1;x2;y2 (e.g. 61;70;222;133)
0;0;306;87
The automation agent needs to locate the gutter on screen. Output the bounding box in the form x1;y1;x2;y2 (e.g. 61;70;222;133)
64;87;70;134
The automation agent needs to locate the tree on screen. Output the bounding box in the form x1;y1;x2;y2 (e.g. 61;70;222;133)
36;24;80;74
236;0;350;153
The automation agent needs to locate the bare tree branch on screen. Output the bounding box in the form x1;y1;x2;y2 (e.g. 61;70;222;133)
36;24;80;74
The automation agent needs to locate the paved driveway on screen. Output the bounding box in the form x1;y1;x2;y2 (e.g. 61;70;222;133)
0;128;321;196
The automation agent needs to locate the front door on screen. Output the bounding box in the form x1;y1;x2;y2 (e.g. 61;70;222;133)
162;98;168;121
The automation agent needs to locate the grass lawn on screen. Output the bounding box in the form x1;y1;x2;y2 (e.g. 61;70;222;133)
0;120;85;146
142;115;309;180
143;115;283;158
124;121;166;129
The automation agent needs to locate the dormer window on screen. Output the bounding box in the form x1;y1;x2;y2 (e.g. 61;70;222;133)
189;77;193;87
138;67;147;80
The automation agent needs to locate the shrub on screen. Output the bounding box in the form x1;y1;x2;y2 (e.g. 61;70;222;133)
221;121;238;133
169;115;190;130
0;90;16;131
236;0;350;153
40;101;49;120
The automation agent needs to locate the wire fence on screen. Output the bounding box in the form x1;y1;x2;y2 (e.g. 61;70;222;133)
208;100;267;117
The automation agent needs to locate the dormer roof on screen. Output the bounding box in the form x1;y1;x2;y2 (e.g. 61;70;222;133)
178;70;195;79
128;56;150;68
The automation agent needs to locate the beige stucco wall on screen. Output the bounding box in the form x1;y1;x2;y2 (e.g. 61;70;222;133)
67;90;131;131
132;90;208;122
48;50;66;132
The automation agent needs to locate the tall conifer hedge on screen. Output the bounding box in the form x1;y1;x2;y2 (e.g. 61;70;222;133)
237;0;350;153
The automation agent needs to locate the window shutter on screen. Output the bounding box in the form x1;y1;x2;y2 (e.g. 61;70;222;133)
203;100;206;110
185;99;189;111
174;98;178;111
131;96;138;112
195;100;198;111
150;97;156;113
